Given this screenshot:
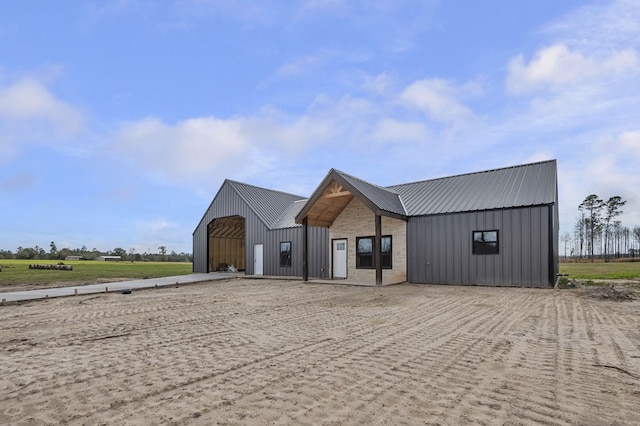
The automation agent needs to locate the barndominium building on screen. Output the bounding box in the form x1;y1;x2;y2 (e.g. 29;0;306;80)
193;160;559;288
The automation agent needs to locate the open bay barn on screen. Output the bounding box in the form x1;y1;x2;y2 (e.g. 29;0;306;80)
193;160;559;287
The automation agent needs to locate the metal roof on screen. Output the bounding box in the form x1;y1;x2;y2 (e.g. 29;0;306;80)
226;180;305;228
207;160;557;231
334;170;407;216
272;199;307;229
387;160;557;216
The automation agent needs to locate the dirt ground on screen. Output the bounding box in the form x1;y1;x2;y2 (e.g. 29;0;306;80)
1;279;640;425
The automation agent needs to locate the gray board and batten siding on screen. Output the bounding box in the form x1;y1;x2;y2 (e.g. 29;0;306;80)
407;205;557;287
193;180;329;277
399;160;559;287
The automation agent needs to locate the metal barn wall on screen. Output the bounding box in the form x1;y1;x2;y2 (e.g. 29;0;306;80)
193;183;268;274
263;227;329;278
407;205;554;287
193;182;329;278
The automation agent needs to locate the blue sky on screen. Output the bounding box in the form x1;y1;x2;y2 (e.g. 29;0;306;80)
1;0;639;254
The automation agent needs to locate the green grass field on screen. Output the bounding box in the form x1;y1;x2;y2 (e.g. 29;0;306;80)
560;260;640;280
0;259;192;290
2;258;639;291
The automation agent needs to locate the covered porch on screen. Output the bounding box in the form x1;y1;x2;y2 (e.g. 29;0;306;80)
295;169;407;286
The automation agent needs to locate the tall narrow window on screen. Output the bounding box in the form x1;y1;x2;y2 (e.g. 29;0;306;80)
356;235;392;269
472;230;499;255
280;241;292;267
381;236;392;268
356;237;373;268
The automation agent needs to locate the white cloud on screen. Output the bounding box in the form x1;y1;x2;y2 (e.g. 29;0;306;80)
619;130;640;154
0;76;85;161
507;44;640;95
372;118;428;143
0;78;84;134
277;55;323;77
544;0;640;53
111;116;250;182
108;109;341;185
557;129;640;234
500;0;640;236
399;79;478;125
361;73;395;96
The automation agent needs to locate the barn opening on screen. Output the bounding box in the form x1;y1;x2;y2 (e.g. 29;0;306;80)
207;215;246;272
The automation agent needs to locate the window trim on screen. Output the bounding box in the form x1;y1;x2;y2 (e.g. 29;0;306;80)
356;235;392;269
472;230;499;255
280;241;292;267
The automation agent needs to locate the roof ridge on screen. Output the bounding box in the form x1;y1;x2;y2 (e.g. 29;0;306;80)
227;179;304;229
226;179;304;199
332;169;398;193
386;159;557;188
332;169;407;216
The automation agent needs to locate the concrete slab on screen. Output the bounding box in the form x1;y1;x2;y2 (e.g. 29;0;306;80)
0;273;233;303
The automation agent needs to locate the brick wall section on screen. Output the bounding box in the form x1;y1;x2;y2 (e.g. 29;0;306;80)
329;198;407;284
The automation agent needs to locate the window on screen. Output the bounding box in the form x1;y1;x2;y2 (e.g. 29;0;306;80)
381;236;392;268
356;236;392;269
356;237;373;268
472;230;499;255
280;241;292;267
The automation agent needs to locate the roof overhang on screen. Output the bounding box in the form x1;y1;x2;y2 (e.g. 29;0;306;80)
295;169;407;227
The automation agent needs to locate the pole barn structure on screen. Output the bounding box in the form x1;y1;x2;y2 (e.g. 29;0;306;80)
194;160;559;288
192;180;329;278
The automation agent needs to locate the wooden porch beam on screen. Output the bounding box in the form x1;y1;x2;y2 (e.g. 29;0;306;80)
303;216;308;281
320;191;351;199
375;214;382;286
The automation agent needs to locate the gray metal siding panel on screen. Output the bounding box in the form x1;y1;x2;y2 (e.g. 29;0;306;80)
308;226;330;278
259;226;329;278
408;206;553;287
245;214;268;275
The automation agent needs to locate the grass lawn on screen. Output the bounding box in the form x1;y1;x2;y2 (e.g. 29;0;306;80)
559;260;640;280
0;259;192;290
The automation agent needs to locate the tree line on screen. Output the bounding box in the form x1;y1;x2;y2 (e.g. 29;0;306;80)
562;194;639;262
0;242;193;262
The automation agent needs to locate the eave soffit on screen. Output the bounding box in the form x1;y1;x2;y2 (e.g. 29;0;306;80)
295;170;407;227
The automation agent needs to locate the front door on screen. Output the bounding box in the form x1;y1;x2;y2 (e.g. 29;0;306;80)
332;239;347;279
254;244;263;275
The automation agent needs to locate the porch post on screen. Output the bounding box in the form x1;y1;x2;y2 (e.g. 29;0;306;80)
303;216;309;281
375;214;382;286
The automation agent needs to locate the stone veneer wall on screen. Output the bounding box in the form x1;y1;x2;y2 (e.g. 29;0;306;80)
329;198;407;284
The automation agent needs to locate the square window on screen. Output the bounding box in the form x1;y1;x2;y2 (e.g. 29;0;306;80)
472;230;499;255
280;241;292;267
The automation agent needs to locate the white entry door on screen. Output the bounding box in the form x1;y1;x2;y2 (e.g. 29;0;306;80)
254;244;263;275
332;239;347;279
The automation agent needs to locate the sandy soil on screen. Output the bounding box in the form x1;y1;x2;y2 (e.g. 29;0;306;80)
1;279;640;425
